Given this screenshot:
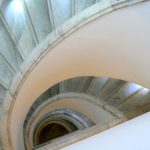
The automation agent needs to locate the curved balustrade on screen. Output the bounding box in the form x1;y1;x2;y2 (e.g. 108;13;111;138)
0;0;145;101
0;0;107;101
0;0;143;101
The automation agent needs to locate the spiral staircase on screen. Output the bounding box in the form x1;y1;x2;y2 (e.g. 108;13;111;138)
0;0;110;105
0;0;150;150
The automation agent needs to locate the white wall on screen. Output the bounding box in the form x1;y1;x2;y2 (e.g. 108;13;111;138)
62;112;150;150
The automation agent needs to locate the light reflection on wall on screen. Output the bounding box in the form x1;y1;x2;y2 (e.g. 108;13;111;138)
4;0;25;39
141;87;149;94
129;83;142;92
130;83;149;95
12;0;24;13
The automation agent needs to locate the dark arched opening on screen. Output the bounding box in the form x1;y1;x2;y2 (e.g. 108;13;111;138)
38;123;70;145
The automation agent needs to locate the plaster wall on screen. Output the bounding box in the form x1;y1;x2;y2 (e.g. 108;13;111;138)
62;112;150;150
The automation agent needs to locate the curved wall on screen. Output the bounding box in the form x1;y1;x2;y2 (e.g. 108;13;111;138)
62;112;150;150
1;1;150;150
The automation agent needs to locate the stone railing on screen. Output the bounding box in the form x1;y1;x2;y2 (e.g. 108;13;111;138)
34;118;125;150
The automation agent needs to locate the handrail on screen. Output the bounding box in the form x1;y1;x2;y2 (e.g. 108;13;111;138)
34;118;125;150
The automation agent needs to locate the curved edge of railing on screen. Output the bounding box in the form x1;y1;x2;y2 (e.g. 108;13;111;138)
0;0;148;149
33;118;126;150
